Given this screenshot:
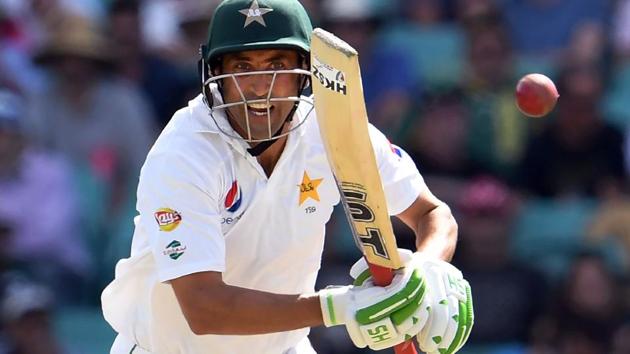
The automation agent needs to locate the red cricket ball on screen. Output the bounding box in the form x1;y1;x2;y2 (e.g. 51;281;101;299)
515;73;559;118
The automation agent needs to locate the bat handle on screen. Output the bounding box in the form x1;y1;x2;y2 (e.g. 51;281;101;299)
367;263;419;354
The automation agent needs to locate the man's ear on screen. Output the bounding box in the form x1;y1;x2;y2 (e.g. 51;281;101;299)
212;64;222;77
211;56;223;76
299;53;310;70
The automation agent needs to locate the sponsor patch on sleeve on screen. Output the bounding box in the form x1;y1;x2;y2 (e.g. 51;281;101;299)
154;208;182;232
163;240;186;260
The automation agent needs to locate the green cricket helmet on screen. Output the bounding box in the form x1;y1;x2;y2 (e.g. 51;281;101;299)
200;0;314;147
203;0;312;64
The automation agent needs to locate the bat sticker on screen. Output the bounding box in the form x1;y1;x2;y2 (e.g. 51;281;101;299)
340;182;390;260
312;55;347;95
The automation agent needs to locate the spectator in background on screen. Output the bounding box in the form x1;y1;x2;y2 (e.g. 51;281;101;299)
518;63;625;198
140;0;183;54
454;0;498;25
34;0;105;22
0;0;48;95
379;0;465;90
453;176;547;351
108;0;187;129
175;0;219;101
612;322;630;354
609;1;630;145
0;276;67;354
25;14;155;216
531;253;625;354
587;186;630;272
463;18;529;181
403;88;473;207
498;0;610;60
321;0;416;139
0;89;89;304
176;0;217;67
566;21;606;68
1;0;72;52
613;0;630;61
296;0;322;26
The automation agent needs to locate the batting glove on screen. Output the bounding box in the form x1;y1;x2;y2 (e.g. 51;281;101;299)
414;254;474;354
319;250;429;351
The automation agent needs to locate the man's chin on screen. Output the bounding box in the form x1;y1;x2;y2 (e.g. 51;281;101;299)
247;127;287;141
230;119;287;139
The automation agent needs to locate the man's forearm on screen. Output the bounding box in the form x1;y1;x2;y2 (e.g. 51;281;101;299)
175;282;323;335
415;202;458;261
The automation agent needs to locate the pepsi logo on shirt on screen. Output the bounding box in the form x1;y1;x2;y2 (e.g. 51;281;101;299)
225;181;243;213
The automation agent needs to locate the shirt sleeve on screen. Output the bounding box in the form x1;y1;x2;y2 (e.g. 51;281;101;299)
136;150;225;282
368;124;427;215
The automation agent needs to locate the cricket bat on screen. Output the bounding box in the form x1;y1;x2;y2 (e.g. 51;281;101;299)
310;28;418;354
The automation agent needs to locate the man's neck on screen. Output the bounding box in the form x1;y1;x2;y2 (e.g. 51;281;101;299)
255;135;288;177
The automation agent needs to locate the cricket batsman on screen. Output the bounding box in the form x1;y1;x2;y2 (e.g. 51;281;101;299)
101;1;473;353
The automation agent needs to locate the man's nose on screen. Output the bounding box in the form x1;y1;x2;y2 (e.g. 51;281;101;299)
245;73;273;98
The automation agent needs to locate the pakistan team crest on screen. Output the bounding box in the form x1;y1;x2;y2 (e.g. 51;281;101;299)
298;171;323;205
239;0;273;28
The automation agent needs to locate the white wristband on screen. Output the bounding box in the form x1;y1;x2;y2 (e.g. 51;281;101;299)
319;286;351;327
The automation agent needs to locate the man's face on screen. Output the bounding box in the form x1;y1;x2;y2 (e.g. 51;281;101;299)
110;10;142;53
218;49;303;141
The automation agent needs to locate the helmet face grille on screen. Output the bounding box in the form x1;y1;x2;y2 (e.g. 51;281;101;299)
202;68;314;142
205;0;313;63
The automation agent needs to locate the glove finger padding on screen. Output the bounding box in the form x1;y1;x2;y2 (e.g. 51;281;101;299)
320;248;433;351
343;307;367;348
319;268;423;327
330;271;428;350
365;285;430;351
443;280;474;354
354;269;424;325
440;292;460;349
350;249;414;284
425;286;474;354
416;258;474;354
417;261;450;353
391;277;430;340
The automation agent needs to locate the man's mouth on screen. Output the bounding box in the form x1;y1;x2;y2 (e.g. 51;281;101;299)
247;103;274;117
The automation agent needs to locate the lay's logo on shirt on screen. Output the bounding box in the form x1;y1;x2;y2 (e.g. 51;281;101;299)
154;208;182;232
225;181;243;213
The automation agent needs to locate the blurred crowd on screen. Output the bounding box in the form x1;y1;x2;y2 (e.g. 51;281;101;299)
0;0;629;353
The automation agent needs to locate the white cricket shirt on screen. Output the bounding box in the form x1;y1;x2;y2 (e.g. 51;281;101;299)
101;88;426;354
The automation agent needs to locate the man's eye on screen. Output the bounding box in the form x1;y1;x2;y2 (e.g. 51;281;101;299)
271;62;286;70
234;63;251;71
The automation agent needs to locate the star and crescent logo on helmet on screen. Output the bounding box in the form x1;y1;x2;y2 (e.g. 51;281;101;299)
239;0;274;28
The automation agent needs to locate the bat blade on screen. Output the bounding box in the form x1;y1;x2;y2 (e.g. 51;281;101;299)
310;28;417;354
310;28;401;271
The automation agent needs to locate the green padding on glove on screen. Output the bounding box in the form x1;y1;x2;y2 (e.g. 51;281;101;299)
390;276;426;326
355;270;424;325
416;257;474;354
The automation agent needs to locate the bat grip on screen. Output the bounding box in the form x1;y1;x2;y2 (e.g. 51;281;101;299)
367;263;418;354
